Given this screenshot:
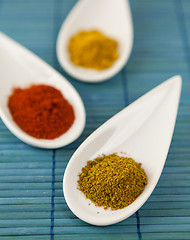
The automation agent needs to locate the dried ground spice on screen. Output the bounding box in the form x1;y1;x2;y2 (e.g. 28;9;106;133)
68;30;119;70
8;84;75;139
78;153;148;210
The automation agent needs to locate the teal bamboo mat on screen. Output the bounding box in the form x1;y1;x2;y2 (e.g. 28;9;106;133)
0;0;190;239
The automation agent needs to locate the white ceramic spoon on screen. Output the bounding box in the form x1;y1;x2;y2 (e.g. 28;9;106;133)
63;75;182;226
0;32;86;149
56;0;133;82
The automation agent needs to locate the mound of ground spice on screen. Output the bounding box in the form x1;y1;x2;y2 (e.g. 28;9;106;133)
8;84;75;139
68;30;119;70
78;153;148;210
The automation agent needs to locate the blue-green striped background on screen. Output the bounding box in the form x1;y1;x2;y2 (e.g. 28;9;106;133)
0;0;190;239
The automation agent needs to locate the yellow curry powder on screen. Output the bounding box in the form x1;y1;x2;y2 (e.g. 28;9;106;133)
68;30;119;70
78;154;148;210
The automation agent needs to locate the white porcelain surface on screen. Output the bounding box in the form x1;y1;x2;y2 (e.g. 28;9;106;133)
0;32;86;149
63;75;182;225
56;0;133;82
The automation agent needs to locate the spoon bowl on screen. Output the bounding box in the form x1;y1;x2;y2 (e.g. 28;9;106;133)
63;75;182;225
56;0;133;82
0;32;86;149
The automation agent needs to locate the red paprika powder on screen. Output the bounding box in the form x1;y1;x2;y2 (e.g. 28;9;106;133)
8;84;75;139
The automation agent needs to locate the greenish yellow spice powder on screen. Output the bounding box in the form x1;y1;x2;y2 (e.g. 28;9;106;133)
78;154;148;210
68;30;119;70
